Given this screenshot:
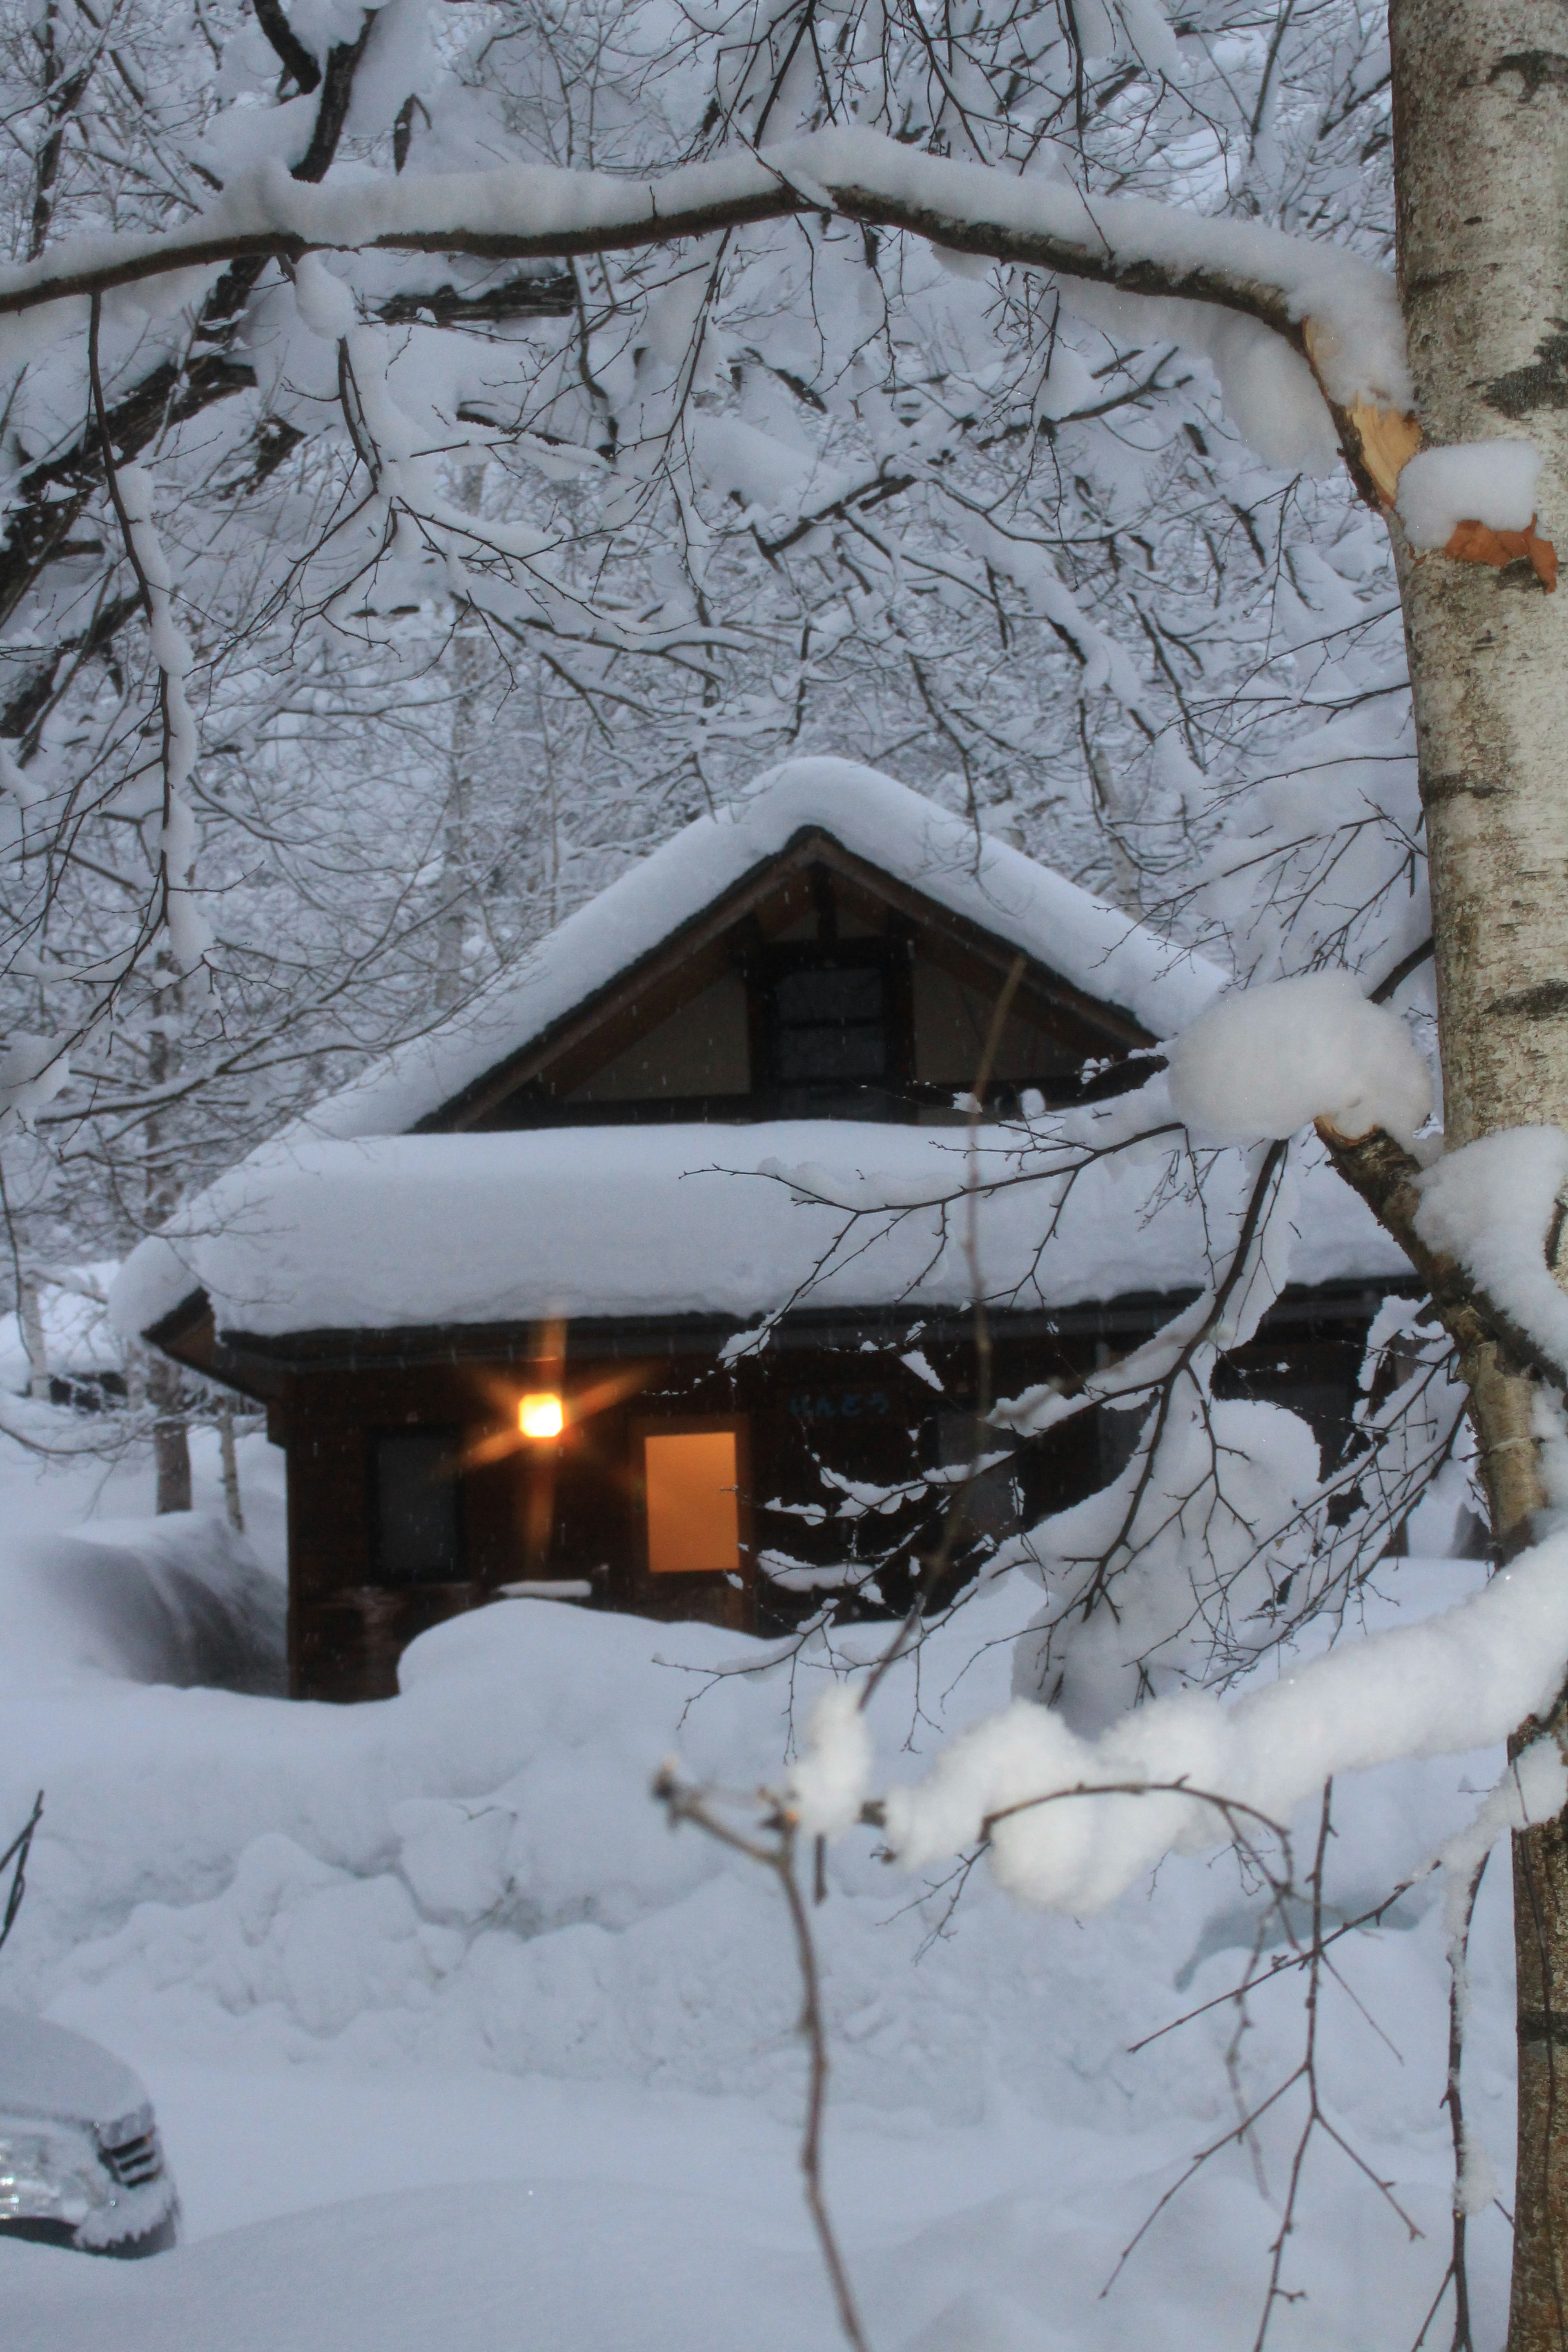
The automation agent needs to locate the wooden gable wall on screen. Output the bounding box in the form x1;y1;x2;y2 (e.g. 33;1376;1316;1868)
423;830;1152;1133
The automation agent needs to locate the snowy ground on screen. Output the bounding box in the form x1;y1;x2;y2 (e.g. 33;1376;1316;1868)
0;1422;1521;2351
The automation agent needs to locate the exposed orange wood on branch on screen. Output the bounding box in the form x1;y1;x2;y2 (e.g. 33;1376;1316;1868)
1441;514;1558;590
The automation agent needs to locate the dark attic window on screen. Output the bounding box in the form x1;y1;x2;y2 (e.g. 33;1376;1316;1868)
762;947;897;1091
374;1428;464;1582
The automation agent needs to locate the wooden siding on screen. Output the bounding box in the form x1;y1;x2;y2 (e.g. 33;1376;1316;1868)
436;834;1152;1133
269;1300;1394;1703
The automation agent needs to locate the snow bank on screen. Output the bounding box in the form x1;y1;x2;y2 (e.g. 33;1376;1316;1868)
0;1512;285;1696
1167;971;1432;1150
0;1564;1497;2120
111;1116;1405;1342
1;1597;786;2020
1;2179;851;2352
0;1474;1522;2350
1397;443;1543;551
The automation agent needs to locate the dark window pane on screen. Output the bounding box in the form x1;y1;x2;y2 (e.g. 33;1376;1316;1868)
777;1023;889;1082
938;1413;1020;1542
772;961;889;1083
376;1430;462;1582
775;965;884;1025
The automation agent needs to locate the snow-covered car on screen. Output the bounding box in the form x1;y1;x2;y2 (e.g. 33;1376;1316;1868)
0;2009;178;2256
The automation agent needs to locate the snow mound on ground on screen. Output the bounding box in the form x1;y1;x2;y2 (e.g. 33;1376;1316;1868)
0;2160;1467;2352
0;1511;285;1696
0;2180;840;2352
0;1567;1501;2136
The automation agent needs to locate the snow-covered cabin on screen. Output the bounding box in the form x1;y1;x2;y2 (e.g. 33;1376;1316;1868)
116;761;1409;1702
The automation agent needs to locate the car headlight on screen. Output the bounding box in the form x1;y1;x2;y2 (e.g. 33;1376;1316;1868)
0;2117;110;2229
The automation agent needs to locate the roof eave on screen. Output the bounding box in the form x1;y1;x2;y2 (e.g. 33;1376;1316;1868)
202;1276;1411;1382
143;1287;284;1402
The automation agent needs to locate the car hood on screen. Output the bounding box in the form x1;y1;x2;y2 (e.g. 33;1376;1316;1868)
0;2009;151;2136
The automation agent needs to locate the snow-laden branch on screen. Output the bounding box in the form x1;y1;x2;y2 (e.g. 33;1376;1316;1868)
88;295;209;976
790;1526;1568;1913
1315;1119;1568;1415
0;130;1408;486
1414;1131;1568;1380
1164;973;1568;1409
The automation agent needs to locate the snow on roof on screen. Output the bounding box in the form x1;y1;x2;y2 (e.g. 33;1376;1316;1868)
296;759;1228;1144
111;1120;1407;1346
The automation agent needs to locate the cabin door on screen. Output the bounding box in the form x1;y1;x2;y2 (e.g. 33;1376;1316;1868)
629;1414;753;1630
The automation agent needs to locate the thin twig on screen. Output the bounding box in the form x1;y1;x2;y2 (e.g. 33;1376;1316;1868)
0;1791;44;1956
653;1768;873;2352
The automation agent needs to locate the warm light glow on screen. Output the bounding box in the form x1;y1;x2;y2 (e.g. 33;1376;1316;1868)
519;1392;564;1439
644;1429;740;1573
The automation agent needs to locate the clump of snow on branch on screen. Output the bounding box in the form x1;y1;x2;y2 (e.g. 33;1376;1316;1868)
1414;1128;1568;1374
1397;443;1544;550
291;250;358;343
788;1685;875;1838
1168;971;1432;1149
1048;276;1341;475
869;1525;1568;1910
0;1032;73;1131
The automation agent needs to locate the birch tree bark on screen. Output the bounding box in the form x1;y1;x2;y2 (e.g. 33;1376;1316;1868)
433;466;488;1017
144;952;192;1515
1390;3;1568;2341
16;1274;48;1404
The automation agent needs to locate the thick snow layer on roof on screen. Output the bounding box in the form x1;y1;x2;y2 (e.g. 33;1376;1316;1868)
112;1119;1405;1343
297;760;1227;1144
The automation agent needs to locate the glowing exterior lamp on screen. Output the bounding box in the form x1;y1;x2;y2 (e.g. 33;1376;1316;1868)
519;1392;564;1440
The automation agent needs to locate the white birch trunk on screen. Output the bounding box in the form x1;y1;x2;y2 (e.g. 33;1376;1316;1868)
145;949;191;1513
434;463;488;1015
218;1405;244;1535
1394;0;1568;1166
1390;4;1568;2342
17;1273;48;1402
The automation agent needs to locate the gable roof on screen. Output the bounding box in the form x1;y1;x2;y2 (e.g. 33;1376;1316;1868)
294;758;1228;1144
115;761;1300;1353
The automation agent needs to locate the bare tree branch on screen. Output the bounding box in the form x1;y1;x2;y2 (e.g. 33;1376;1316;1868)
252;0;322;96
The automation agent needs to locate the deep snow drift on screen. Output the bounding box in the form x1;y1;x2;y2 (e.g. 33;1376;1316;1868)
0;1424;1523;2352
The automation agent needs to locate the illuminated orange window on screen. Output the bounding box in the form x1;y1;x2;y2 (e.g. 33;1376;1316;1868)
643;1428;741;1574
